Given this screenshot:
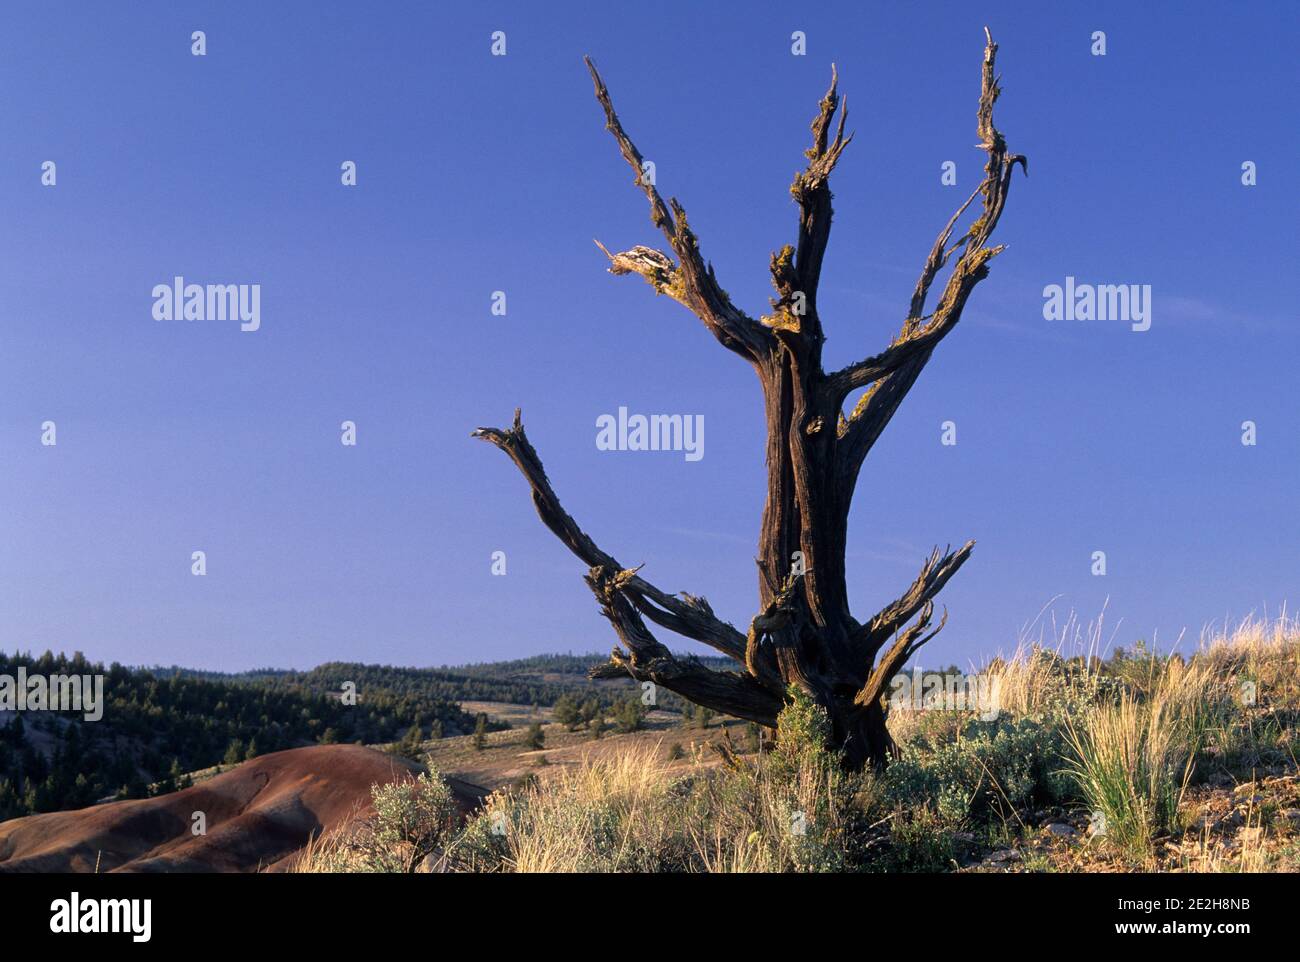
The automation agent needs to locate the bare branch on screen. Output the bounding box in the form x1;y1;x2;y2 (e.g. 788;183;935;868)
592;240;702;319
851;542;974;668
833;28;1026;456
585;57;772;362
822;186;981;404
907;184;983;322
775;66;853;342
854;601;948;710
472;410;748;662
585;564;784;727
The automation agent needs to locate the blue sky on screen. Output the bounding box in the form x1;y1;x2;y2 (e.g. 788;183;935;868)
1;1;1295;671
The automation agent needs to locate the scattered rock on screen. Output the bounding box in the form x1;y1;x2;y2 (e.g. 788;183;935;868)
985;848;1022;864
1044;822;1076;839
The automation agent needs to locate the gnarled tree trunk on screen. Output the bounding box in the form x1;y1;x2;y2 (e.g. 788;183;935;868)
475;30;1025;770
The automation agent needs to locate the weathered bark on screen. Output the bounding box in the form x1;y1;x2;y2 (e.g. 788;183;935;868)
475;30;1025;770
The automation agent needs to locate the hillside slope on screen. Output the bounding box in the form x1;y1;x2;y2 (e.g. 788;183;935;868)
0;745;463;872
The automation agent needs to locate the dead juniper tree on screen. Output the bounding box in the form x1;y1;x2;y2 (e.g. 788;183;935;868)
474;29;1025;770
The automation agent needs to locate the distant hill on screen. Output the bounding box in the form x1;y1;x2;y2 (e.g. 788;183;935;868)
0;649;734;823
156;652;738;713
277;654;736;712
0;650;481;821
0;744;478;872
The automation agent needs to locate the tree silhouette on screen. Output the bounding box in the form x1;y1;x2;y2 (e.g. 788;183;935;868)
476;30;1025;770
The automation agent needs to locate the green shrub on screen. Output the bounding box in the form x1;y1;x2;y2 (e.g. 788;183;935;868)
882;807;955;872
612;696;648;733
552;694;582;730
366;764;458;872
472;713;488;751
885;715;1072;826
393;722;424;760
773;686;833;772
301;761;460;873
525;722;545;750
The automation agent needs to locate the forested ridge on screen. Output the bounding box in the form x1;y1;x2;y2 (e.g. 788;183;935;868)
0;650;477;819
0;649;728;820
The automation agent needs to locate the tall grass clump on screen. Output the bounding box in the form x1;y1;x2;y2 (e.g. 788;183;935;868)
1062;683;1198;858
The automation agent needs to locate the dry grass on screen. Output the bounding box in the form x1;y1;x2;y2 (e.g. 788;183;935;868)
1199;611;1300;704
287;809;367;873
890;613;1298;868
1062;690;1196;857
494;742;676;873
415;709;740;793
303;614;1300;873
453;693;858;873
